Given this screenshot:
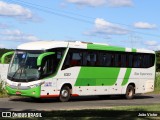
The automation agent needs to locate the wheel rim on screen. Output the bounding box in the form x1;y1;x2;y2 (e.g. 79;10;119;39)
61;89;68;98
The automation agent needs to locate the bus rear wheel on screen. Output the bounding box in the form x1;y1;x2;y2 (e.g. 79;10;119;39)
59;86;71;102
125;85;135;99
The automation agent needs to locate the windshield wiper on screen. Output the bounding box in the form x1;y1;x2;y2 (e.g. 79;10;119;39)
11;65;21;80
11;63;26;81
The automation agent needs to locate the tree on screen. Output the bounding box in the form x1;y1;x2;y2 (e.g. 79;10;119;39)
156;51;160;72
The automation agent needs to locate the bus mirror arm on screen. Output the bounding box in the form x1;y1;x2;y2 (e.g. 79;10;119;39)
1;51;14;64
37;52;55;66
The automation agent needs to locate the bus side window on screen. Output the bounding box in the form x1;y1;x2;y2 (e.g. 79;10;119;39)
100;53;105;66
144;55;150;68
62;53;71;69
133;55;139;68
41;55;54;76
128;54;133;67
143;54;154;68
82;51;88;66
115;54;120;67
133;55;142;68
87;53;97;66
70;52;82;66
149;55;154;67
121;54;126;67
105;53;112;66
62;49;83;69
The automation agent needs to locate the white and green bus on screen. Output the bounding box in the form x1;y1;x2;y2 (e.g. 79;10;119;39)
2;41;155;102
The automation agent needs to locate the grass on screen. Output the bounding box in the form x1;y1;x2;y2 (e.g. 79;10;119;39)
0;80;8;97
154;73;160;94
7;104;160;120
111;104;160;111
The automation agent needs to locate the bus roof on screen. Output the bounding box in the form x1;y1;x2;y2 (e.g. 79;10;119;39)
17;40;155;54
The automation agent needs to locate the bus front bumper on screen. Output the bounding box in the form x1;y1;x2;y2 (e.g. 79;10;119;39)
5;85;41;98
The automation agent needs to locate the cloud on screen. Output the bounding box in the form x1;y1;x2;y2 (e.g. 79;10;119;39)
144;40;158;46
66;0;133;7
85;18;129;37
107;0;133;7
0;44;5;48
147;45;160;51
1;29;23;36
66;0;106;7
0;29;40;42
134;22;157;29
0;23;9;29
0;1;34;20
143;40;160;50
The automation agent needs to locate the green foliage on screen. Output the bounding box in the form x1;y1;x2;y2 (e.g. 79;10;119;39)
0;81;6;95
0;48;14;63
155;74;160;93
24;105;160;119
156;51;160;72
0;80;8;97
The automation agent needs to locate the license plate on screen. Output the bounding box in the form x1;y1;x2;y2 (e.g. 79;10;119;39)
16;91;21;95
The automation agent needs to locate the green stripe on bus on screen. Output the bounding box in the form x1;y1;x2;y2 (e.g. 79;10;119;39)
121;48;137;86
121;68;132;86
87;44;125;52
132;48;137;52
75;67;120;86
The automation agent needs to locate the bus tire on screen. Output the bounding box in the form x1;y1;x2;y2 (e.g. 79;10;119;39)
125;85;135;99
59;86;71;102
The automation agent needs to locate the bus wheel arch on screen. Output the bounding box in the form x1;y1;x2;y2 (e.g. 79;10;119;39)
125;83;135;99
59;83;72;102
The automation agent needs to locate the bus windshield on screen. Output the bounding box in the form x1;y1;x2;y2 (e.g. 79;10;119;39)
7;50;42;82
7;48;65;82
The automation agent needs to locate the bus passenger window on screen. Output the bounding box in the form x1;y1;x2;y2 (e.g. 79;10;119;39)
64;53;71;68
70;53;82;66
62;50;83;69
42;55;54;76
133;55;142;68
105;53;112;66
87;53;96;66
128;55;133;67
121;54;126;67
82;52;88;66
143;54;154;68
115;54;120;67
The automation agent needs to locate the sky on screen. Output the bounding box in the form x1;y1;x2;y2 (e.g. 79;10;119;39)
0;0;160;50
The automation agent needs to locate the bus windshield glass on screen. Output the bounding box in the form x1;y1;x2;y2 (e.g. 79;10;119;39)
7;50;42;82
7;48;65;82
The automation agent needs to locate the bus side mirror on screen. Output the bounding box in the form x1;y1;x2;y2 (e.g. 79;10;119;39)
1;51;14;64
37;52;55;66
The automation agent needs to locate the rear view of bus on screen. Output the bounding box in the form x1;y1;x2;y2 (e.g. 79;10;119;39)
4;41;156;102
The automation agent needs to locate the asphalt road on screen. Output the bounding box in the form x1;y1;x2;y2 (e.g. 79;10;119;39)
0;94;160;111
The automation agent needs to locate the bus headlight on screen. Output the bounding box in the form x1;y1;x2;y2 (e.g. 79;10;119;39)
29;81;45;88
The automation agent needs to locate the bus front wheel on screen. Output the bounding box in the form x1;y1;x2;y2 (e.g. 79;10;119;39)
59;86;71;102
125;85;135;99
